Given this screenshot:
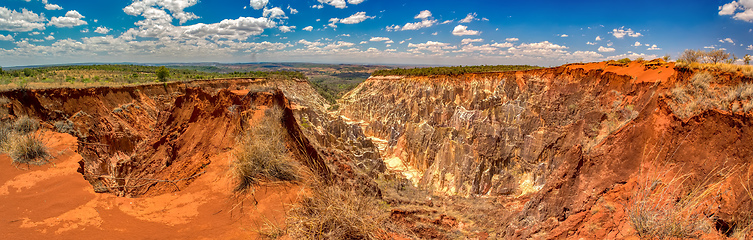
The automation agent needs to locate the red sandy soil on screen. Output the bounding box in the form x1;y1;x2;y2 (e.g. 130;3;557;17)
1;130;300;240
567;60;676;84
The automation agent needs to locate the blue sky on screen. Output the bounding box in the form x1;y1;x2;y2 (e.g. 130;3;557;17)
0;0;751;67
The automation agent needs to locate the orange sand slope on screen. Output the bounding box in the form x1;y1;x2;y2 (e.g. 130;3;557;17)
0;131;299;240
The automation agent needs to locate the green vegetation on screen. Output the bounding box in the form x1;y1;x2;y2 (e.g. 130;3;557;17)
231;107;299;193
0;64;307;90
372;65;541;76
156;66;169;82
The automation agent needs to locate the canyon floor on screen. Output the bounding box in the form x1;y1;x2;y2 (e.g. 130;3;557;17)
1;60;752;239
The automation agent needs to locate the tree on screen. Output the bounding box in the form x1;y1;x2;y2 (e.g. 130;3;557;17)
745;54;751;65
678;49;702;63
706;49;730;64
662;54;670;62
156;66;169;82
0;67;4;75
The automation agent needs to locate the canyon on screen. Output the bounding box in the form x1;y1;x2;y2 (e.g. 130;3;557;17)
1;60;752;239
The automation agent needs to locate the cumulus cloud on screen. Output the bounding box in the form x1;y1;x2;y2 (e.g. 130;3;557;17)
452;25;480;36
408;41;456;53
491;42;513;48
415;10;432;19
94;26;111;34
328;12;374;27
48;10;87;28
611;26;642;38
459;13;478;23
560;34;568;37
0;7;47;32
647;44;661;50
598;46;615;52
401;19;437;31
348;0;365;4
180;17;276;40
719;1;753;22
595;36;602;41
44;34;55;40
318;0;347;9
278;25;295;33
302;26;313;31
369;37;393;43
505;37;519;42
586;41;597;45
0;34;13;41
518;41;567;50
124;0;200;24
747;45;753;50
249;0;268;10
263;7;286;19
720;37;734;44
461;38;483;45
45;4;63;11
288;5;298;14
634;41;641;47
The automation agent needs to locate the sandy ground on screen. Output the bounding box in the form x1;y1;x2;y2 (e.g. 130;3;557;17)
1;130;301;240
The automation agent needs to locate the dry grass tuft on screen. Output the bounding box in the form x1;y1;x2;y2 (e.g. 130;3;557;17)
53;119;78;136
14;116;39;134
8;133;50;166
627;166;733;239
667;71;753;118
676;62;753;78
231;107;299;192
287;185;387;240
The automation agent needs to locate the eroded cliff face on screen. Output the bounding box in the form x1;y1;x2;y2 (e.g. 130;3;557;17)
340;67;657;197
1;78;382;197
339;63;753;238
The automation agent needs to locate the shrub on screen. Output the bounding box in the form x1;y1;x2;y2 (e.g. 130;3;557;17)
54;119;78;136
0;122;12;151
287;185;386;240
627;166;731;239
231;107;298;192
156;66;169;82
14;116;39;134
690;71;712;93
8;134;50;166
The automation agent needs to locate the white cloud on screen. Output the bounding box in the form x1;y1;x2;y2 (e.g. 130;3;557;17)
611;26;642;38
278;25;295;33
634;41;641;46
598;46;615;52
719;1;753;22
124;0;200;24
586;41;596;45
0;7;47;32
491;42;513;48
328;12;374;27
44;34;54;40
459;13;478;23
518;41;568;50
415;10;432;19
431;32;438;35
348;0;365;4
595;36;602;41
318;0;347;9
288;5;298;14
45;4;63;11
721;37;734;44
48;10;87;28
408;41;456;52
400;19;437;31
440;20;452;24
179;17;277;40
311;5;324;9
302;26;313;31
647;44;661;50
747;45;753;50
249;0;268;10
560;34;568;37
505;37;519;42
370;37;392;42
461;38;483;44
94;26;111;34
452;25;480;36
263;7;286;19
607;42;613;47
0;34;13;41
